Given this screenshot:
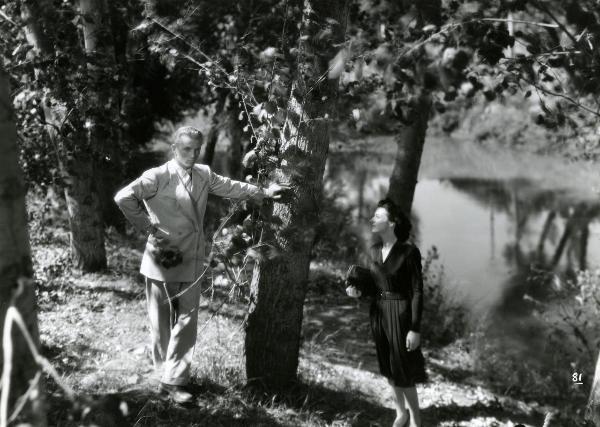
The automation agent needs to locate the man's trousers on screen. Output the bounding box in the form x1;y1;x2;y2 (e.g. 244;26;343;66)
145;277;201;385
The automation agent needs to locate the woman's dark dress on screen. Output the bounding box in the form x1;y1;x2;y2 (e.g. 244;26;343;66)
365;241;426;387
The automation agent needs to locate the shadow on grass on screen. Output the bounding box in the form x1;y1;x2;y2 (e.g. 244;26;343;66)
46;380;279;427
302;294;380;374
46;377;395;427
421;401;544;426
244;380;394;426
37;279;143;303
427;359;474;383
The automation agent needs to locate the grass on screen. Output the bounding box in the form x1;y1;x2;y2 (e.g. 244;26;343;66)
26;215;564;426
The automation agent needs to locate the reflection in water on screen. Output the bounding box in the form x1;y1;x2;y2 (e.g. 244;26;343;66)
326;146;600;403
325;150;600;311
444;178;600;311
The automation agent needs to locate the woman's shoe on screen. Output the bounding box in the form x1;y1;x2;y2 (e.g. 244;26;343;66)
392;411;409;427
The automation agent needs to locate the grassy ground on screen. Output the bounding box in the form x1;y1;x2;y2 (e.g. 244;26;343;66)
28;218;564;426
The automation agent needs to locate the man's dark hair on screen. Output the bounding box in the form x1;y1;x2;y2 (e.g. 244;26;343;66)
377;198;411;242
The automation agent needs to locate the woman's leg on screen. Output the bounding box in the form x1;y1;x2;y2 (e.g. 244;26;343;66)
388;379;409;427
401;386;421;427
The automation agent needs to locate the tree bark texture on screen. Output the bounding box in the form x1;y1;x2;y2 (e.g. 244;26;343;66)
224;106;244;180
20;0;110;271
81;0;123;226
20;1;53;54
245;0;349;389
587;351;600;426
63;152;107;271
0;68;46;426
386;92;432;216
203;92;227;167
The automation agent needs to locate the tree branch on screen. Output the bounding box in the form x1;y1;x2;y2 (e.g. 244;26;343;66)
480;17;558;28
521;76;600;118
531;1;580;48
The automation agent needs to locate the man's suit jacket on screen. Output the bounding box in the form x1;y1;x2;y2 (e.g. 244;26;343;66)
114;159;264;282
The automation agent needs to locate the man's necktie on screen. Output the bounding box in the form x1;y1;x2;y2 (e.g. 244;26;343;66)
181;169;193;193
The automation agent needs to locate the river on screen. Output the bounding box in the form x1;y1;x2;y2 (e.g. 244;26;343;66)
325;137;600;395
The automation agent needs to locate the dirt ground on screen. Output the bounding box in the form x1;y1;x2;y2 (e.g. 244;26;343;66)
32;230;559;427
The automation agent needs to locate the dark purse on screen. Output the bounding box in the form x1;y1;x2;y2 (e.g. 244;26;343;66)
345;265;376;296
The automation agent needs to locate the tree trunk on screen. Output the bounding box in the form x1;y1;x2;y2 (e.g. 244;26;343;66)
579;221;589;270
550;209;580;269
587;351;600;426
0;67;46;426
60;0;121;270
64;151;107;271
20;0;109;271
203;92;227;167
357;169;366;220
536;210;556;261
245;0;348;389
386;92;432;216
225;106;243;179
20;1;53;54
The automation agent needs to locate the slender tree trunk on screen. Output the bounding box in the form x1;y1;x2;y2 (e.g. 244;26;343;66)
203;92;227;167
386;92;431;215
588;351;600;426
20;0;109;271
59;0;121;270
579;221;589;270
0;67;46;426
225;106;243;179
357;169;366;220
20;1;52;54
536;210;556;261
551;210;579;268
245;0;349;389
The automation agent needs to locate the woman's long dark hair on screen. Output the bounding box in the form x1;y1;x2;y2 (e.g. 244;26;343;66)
377;198;411;242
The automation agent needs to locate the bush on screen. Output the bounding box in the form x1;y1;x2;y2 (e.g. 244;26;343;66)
469;268;598;423
311;190;362;263
420;246;469;346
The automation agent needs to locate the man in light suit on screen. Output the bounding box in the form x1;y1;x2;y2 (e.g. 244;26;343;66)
114;126;282;403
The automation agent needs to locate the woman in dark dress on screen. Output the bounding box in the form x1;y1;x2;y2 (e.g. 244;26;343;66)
346;199;426;427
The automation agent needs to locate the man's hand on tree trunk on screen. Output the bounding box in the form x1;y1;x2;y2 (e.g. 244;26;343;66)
263;182;291;200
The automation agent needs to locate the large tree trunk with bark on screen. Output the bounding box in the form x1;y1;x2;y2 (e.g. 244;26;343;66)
65;0;121;270
386;92;432;216
0;68;46;426
244;0;349;389
63;151;107;271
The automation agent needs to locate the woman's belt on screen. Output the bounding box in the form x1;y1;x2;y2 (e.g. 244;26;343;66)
377;290;408;300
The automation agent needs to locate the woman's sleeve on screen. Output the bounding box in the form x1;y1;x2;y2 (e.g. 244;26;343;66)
360;267;377;297
407;247;424;332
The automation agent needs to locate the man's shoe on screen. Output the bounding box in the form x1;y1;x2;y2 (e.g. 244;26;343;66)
158;383;194;404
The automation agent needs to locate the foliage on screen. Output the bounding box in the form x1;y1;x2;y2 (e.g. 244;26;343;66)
312;190;361;263
470;267;600;424
543;269;600;378
420;245;469;346
2;0;600;195
328;0;600;163
0;0;205;187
